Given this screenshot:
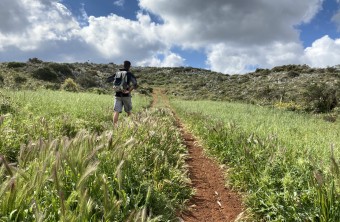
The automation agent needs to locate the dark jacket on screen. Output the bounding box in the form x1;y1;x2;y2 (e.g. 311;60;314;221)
108;68;137;97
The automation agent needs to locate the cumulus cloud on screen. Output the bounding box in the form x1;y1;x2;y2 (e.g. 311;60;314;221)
303;35;340;67
0;0;176;65
2;0;340;74
137;52;185;67
138;0;331;73
78;12;171;63
0;0;79;51
139;0;323;48
206;42;304;74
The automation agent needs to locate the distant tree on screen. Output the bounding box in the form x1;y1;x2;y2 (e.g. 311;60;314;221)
32;67;58;81
28;57;43;64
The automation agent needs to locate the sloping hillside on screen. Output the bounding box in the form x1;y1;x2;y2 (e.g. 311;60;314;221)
1;60;339;114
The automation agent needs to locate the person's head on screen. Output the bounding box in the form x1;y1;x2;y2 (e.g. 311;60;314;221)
124;60;131;70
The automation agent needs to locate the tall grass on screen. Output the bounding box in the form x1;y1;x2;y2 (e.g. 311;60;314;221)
0;108;191;221
171;99;340;221
0;89;150;161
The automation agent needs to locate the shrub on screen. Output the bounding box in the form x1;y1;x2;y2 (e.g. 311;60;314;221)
32;67;58;81
76;71;99;88
326;66;337;73
137;86;153;95
48;63;73;77
304;83;338;113
14;75;27;84
0;92;14;114
287;71;300;78
0;75;4;84
61;78;79;92
7;62;26;68
323;113;337;122
274;101;303;111
256;85;282;101
45;83;61;90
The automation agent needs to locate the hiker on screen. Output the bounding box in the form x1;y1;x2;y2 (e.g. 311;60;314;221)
112;60;137;126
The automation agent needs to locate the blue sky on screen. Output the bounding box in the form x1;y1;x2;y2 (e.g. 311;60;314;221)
298;0;339;47
1;0;340;74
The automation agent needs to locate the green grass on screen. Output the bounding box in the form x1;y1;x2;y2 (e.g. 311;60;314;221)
0;89;151;160
172;99;340;157
171;99;340;221
0;109;191;221
0;89;191;221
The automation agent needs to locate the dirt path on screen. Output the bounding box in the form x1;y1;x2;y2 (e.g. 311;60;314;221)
152;89;243;222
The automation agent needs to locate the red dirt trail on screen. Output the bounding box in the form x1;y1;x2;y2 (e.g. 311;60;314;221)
152;89;243;222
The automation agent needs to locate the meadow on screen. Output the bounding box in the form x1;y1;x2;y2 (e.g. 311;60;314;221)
171;99;340;221
1;87;340;221
0;90;191;221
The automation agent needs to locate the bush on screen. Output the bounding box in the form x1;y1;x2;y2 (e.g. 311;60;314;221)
304;83;338;113
0;92;14;114
32;67;58;81
48;63;73;77
61;78;79;92
287;71;300;78
137;86;153;95
14;75;27;84
7;62;26;68
326;67;337;73
76;71;99;88
0;75;4;84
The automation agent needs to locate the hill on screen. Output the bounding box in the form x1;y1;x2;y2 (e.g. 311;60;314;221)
1;59;339;115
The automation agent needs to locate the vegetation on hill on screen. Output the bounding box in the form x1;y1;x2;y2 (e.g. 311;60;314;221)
1;59;340;116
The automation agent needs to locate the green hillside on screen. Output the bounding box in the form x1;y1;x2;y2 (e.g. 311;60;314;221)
1;59;340;115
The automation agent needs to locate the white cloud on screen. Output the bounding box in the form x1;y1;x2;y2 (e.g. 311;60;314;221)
113;0;125;7
139;0;323;48
206;42;304;74
0;0;79;51
303;35;340;67
0;0;174;65
78;3;89;26
138;0;328;73
137;52;185;67
2;0;340;74
78;13;170;63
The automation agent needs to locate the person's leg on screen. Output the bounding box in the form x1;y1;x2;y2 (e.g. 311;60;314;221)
113;97;123;125
122;96;133;116
113;111;120;125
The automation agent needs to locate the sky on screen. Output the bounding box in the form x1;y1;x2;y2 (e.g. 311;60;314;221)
1;0;340;74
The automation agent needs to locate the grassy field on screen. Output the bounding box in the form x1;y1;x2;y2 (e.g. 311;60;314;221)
0;90;150;160
2;87;340;221
171;99;340;221
0;90;193;221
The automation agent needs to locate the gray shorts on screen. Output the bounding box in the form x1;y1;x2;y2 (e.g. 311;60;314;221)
114;96;132;113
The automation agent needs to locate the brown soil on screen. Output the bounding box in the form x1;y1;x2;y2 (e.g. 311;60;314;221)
152;89;243;222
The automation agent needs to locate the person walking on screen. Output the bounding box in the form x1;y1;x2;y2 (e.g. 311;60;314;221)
112;60;137;126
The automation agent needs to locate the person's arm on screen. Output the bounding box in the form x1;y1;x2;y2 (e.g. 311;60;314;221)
106;73;115;83
125;73;137;94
